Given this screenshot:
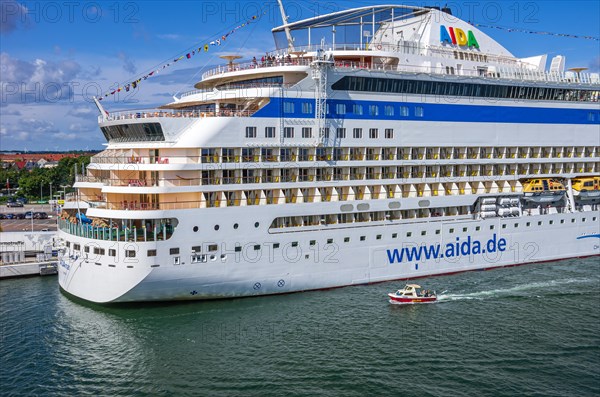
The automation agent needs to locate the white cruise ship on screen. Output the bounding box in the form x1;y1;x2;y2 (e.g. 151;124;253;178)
57;4;600;303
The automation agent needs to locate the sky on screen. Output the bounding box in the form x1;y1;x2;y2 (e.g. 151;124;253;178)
1;0;599;151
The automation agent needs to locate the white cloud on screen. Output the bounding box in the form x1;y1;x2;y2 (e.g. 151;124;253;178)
0;0;28;34
117;51;137;74
1;52;81;104
157;33;182;40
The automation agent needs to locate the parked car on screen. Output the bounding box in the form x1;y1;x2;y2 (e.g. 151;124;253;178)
33;212;48;219
24;211;33;219
0;213;6;219
6;201;23;208
15;213;26;219
16;197;28;204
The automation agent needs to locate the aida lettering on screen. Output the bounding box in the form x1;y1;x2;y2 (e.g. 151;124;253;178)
440;25;479;48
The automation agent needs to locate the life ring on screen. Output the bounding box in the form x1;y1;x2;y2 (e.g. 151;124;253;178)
376;44;382;50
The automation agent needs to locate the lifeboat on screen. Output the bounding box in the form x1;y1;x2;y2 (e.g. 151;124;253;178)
522;178;566;203
572;176;600;200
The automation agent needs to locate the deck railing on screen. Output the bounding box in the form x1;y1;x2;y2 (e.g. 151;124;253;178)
58;218;174;242
200;42;600;85
100;108;256;123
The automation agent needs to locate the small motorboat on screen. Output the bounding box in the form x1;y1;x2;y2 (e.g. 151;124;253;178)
388;284;437;304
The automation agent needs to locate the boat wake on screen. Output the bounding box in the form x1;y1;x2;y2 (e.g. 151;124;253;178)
437;277;595;302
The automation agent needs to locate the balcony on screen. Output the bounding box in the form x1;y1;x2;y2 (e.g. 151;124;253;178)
99;108;256;123
58;218;175;242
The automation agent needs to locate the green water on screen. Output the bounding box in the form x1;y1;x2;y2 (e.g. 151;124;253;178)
1;258;599;396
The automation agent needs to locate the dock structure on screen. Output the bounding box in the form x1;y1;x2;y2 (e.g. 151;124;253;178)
0;231;58;279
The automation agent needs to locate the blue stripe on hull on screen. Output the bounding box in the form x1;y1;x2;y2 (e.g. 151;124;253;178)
253;97;600;125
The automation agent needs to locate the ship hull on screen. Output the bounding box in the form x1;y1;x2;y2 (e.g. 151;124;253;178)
58;209;600;303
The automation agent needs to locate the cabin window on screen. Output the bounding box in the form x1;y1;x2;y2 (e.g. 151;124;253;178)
283;127;294;138
170;248;180;255
360;236;366;241
327;238;333;244
283;102;295;113
369;105;379;116
400;106;409;117
384;105;394;116
336;128;346;138
392;233;397;238
302;102;313;114
415;106;424;117
336;103;346;115
302;127;313;138
353;128;363;139
125;250;136;258
245;126;257;138
109;249;116;256
385;129;394;139
353;104;363;115
369;128;378;139
344;237;350;242
265;127;276;138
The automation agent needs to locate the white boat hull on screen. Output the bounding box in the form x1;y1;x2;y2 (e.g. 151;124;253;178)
58;207;600;303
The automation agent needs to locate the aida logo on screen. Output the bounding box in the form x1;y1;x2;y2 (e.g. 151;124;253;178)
440;25;480;48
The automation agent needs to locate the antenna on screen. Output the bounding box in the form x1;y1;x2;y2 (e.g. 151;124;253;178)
276;0;295;51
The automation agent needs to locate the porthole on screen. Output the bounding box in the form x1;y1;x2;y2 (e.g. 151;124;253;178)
193;226;199;232
233;223;239;229
254;222;260;228
214;225;220;231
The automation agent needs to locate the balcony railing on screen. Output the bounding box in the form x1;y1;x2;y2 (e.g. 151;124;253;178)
201;42;600;85
100;108;256;123
59;218;174;242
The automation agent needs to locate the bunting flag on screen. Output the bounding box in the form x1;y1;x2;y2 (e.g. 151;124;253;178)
98;12;265;100
473;23;599;41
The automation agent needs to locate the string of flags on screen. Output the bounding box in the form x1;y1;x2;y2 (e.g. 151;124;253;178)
98;14;262;100
472;23;599;41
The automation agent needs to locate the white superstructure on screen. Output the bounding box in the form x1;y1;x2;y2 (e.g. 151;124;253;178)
58;5;600;303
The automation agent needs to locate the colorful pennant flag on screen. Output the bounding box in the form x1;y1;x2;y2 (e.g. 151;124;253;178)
98;12;265;100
